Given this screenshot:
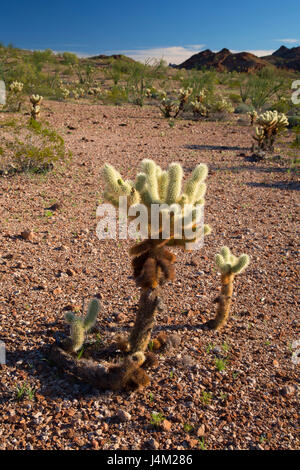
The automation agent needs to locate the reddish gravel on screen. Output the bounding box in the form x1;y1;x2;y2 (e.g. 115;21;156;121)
0;101;299;450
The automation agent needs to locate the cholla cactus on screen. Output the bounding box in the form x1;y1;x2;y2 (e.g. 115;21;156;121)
247;110;258;126
88;86;102;95
60;86;70;99
178;87;193;103
207;247;250;330
7;81;24;111
252;110;289;152
9;81;24;93
213;97;234;114
101;159;211;352
175;87;193;117
145;88;152;98
159;98;179;118
30;94;43;120
64;299;100;352
191;100;208;117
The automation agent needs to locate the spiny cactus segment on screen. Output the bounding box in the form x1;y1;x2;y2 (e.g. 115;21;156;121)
247;110;258;125
207;247;250;330
64;298;100;352
30;94;43;120
252;110;289;152
215;246;250;275
9;81;24;93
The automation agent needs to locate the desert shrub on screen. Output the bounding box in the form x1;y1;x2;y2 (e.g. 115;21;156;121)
181;70;216;98
234;103;252;114
103;85;129;105
124;59;167;106
246;68;284;111
229;93;241;104
287;116;300;128
291;126;300;148
0;118;71;174
61;52;79;65
269;98;290;114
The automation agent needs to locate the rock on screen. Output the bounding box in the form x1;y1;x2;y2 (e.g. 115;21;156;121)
161;419;172;432
66;268;76;277
280;385;295;397
20;230;35;241
197;424;206;437
116;409;131;422
147;438;159;450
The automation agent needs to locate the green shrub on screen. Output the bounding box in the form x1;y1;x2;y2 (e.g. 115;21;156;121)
229;93;241;104
288;116;300;129
0;118;71;174
234;103;252;114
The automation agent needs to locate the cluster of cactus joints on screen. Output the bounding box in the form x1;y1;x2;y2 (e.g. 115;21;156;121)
159;98;179;118
102;159;211;352
252;110;289;152
102;159;211;248
175;87;193;117
9;81;24;93
64;299;100;352
247;110;258;126
207;247;250;331
30;95;43;120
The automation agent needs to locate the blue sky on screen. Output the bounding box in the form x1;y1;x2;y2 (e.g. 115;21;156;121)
1;0;299;63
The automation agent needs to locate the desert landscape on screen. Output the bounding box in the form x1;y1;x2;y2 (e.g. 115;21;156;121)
0;39;299;452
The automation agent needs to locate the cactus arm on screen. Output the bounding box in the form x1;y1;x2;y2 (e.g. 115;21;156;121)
83;299;100;331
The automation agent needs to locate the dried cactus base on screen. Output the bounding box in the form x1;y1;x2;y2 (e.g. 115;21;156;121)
48;341;155;392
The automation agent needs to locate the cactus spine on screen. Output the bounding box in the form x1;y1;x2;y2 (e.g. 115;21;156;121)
208;247;250;330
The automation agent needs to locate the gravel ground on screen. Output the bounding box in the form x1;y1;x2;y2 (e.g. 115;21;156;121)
0;101;299;450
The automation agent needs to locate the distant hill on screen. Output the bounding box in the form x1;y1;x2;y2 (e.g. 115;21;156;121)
176;46;300;72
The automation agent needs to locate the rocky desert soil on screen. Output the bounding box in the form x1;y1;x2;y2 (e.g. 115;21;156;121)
0;101;299;450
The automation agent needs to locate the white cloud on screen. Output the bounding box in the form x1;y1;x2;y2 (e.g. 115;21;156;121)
275;39;299;44
104;45;205;64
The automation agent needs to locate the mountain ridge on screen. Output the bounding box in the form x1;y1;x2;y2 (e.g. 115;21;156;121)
175;45;300;72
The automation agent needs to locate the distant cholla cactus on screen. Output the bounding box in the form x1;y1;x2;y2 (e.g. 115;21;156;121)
159;98;179;118
145;88;152;98
195;89;206;103
30;94;43;120
191;100;208;117
60;86;70;99
64;299;100;352
207;247;250;330
175;87;193;117
158;90;167;99
9;81;24;93
252;110;289;152
247;110;258;126
178;87;193;102
213;97;234;114
88;86;102;95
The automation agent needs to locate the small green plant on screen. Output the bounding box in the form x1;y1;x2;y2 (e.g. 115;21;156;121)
215;358;228;372
198;437;207;450
183;423;194;433
15;382;35;401
200;391;212;405
150;411;164;427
